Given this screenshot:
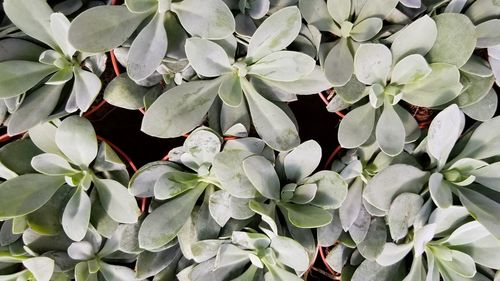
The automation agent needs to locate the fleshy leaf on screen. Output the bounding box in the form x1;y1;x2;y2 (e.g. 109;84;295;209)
142;79;221;138
247;6;302;62
0;174;65;219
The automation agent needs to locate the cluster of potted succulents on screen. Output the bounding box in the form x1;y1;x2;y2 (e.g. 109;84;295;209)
0;0;499;280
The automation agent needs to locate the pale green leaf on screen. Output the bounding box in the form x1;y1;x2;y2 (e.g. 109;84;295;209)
172;0;235;39
387;193;423;240
280;203;333;228
31;153;77;176
50;13;76;57
93;178;141;224
139;186;204;250
104;74;151;110
461;88;498;121
71;67;102;112
338;103;376;148
62;188;91;241
248;51;316;82
242;155;280;200
0;61;57;99
350;17;383;42
391;15;437;62
376;103;405;156
219;74;243;107
7;84;63;136
426;13;476;67
299;0;338;33
401;63;462;107
55;116;97;167
475;19;500;48
142;79;221;138
284;140;321;182
391;54;431;85
304;170;348;209
429;173;453;208
212;150;257;199
327;0;351;24
186;38;232;78
69;6;148;53
3;0;57;49
364;164;428;212
354;43;392;85
246;6;301;61
376;242;413;266
23;257;54;281
241;79;299;151
0;174;65;219
427;104;464;169
324;38;354;87
270;236;309;271
128;13;168;81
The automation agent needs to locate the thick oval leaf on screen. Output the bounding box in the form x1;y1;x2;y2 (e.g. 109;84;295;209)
31;153;77;176
56;116;97;167
458;187;500;239
391;15;437;62
248;51;316;82
70;68;102;112
427;104;464;168
0;61;57;99
284;140;322;182
3;0;57;49
304;170;348;209
338;103;376;148
327;0;351;24
247;6;302;61
391;54;431;85
428;173;453;208
354;43;392;85
453;115;500;161
476;19;500;48
339;178;363;231
271;236;309;271
461;88;498;121
357;218;387;260
324;38;354;87
376;103;405;156
139;186;204;250
280;203;333;228
185;38;232;78
299;0;337;33
172;0;235;39
128;13;168;81
104;74;151;110
62;188;91;241
93;178;141;224
125;0;157;13
401;63;462;107
50;13;76;57
7;84;63;136
219;74;243;107
0;174;65;219
352;260;402;281
242;155;280;200
426;13;476;67
212;150;257;198
68;6;148;53
154;172;198;200
241;79;299;151
364;164;428;212
375;242;413;266
23;257;55;281
129;161;178;197
350;17;383;42
142;79;221;138
387;193;423;240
